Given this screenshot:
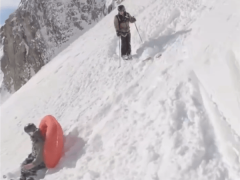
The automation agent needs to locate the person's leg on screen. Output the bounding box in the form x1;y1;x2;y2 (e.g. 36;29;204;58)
20;169;36;179
20;155;33;179
126;33;131;56
121;35;127;57
20;155;36;180
32;162;46;172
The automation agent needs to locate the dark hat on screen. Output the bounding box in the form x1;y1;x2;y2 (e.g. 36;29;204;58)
24;123;37;133
118;5;126;12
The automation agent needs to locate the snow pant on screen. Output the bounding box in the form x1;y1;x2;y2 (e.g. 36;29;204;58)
20;154;46;180
120;32;131;56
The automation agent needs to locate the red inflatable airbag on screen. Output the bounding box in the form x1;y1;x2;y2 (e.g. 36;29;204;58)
39;115;64;168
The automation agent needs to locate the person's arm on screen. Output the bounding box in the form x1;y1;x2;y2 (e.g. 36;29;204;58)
114;16;122;36
114;16;120;32
31;140;44;167
128;13;136;23
23;133;44;170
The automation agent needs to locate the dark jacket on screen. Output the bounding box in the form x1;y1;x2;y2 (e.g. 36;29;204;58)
29;129;45;167
114;12;136;34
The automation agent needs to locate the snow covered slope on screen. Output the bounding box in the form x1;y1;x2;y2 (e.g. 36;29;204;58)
0;0;119;95
2;0;240;179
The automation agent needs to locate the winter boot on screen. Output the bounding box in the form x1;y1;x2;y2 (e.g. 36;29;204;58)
26;177;35;180
19;175;26;180
127;54;132;60
121;55;128;60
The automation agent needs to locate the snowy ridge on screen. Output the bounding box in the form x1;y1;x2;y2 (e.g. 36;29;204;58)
2;0;240;179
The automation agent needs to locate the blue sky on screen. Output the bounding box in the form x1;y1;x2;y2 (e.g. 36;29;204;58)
1;8;17;25
0;0;20;26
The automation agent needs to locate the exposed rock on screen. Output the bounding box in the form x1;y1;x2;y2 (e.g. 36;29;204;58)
0;0;120;93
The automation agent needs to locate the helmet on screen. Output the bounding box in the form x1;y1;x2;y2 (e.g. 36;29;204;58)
118;5;126;12
24;123;37;133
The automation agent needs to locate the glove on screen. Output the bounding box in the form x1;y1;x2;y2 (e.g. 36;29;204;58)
116;31;121;37
132;16;136;22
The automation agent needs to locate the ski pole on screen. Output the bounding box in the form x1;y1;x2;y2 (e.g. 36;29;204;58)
119;36;121;67
134;22;143;43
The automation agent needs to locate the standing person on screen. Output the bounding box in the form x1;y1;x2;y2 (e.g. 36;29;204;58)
20;123;46;180
114;5;136;60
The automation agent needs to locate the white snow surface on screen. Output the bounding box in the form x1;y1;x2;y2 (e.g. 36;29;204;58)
2;0;240;179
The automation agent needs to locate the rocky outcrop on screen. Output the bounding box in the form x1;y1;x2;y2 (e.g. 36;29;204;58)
0;0;121;93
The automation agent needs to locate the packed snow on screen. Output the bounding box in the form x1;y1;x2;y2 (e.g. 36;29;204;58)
1;0;240;179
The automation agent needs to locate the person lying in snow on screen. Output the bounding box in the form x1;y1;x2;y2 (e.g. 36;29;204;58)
20;123;46;180
114;5;136;60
